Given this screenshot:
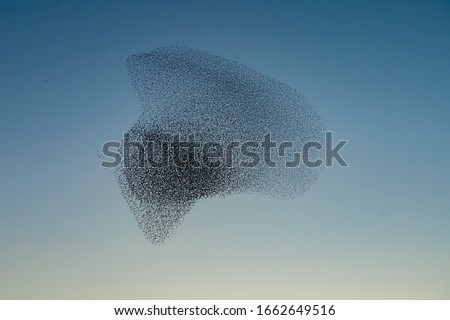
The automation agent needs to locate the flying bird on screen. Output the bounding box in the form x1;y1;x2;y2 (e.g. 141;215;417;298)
41;77;58;83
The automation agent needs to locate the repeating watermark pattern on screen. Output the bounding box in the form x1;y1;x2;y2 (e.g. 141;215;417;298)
101;131;348;169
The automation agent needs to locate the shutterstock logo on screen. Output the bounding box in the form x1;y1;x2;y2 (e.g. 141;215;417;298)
100;131;348;169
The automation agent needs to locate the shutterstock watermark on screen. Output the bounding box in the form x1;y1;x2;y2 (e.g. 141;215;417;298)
100;131;348;169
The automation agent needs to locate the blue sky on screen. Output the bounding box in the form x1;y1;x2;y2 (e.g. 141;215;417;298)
0;0;449;298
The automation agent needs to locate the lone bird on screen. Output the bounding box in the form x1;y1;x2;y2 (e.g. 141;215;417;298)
41;77;58;83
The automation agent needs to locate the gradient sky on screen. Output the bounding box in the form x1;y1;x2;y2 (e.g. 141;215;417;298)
0;0;449;299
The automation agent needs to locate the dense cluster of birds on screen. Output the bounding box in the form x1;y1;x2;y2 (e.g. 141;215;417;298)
116;46;324;244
